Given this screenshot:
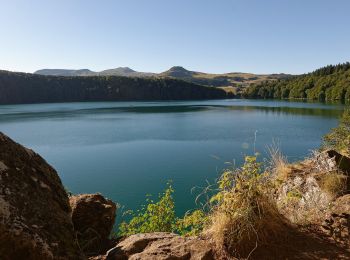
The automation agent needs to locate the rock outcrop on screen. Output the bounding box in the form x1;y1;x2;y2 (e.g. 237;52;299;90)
314;150;350;174
0;132;83;259
104;232;214;260
276;164;333;224
276;150;350;225
325;150;350;174
70;194;117;255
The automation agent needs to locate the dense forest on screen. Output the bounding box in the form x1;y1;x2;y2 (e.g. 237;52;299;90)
243;62;350;102
0;70;228;105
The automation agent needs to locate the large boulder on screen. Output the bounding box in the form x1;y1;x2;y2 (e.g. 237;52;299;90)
70;194;117;256
105;232;214;260
0;132;83;260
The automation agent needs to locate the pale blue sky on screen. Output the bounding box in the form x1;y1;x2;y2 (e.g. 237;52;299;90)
1;0;349;74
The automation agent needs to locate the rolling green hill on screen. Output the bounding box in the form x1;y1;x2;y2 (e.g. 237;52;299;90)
160;66;290;94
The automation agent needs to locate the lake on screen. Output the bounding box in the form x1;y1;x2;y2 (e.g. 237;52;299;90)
0;99;344;218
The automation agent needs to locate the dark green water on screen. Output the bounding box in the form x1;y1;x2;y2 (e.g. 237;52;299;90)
0;99;344;217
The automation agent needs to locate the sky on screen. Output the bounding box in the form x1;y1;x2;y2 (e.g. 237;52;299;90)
1;0;350;74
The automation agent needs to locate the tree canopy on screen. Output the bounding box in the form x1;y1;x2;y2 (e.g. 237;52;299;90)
244;62;350;102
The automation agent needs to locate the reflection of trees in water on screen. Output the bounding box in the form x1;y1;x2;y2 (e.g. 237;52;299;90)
0;103;343;123
227;105;343;118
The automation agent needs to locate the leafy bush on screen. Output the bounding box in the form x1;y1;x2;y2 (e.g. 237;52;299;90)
118;181;209;237
176;209;208;236
119;182;176;236
323;109;350;155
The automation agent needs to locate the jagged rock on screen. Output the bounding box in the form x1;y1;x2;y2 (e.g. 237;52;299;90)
0;132;83;259
314;150;350;174
105;232;215;260
70;193;117;255
276;173;332;224
326;150;350;173
313;150;338;172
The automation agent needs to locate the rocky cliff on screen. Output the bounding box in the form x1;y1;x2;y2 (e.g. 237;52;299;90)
0;132;83;259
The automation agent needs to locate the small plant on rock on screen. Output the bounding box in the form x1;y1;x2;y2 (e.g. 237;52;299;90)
119;182;176;236
176;209;208;236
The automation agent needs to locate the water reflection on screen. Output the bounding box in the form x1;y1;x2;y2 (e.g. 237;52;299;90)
0;102;344;122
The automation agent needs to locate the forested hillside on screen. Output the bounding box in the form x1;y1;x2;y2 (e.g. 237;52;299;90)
0;70;227;105
244;62;350;102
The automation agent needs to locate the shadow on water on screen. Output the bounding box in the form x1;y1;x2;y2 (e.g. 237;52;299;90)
0;105;210;122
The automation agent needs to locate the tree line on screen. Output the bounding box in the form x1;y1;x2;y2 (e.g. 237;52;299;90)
243;62;350;102
0;70;228;105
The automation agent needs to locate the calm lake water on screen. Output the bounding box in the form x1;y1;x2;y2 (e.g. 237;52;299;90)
0;99;344;217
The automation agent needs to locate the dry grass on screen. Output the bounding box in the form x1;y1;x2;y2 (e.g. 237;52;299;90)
218;86;236;94
206;156;291;258
319;171;347;197
268;144;291;182
208;196;289;258
204;146;349;258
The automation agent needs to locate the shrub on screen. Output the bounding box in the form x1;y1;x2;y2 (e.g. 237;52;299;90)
176;209;208;236
118;181;210;237
323;109;350;155
119;182;176;236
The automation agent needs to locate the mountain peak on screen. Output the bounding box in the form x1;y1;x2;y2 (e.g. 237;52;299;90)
168;66;188;72
107;67;136;73
161;66;194;78
98;67;140;76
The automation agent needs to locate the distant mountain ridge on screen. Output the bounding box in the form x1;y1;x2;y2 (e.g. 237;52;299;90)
34;66;291;92
35;67;154;77
34;69;95;77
